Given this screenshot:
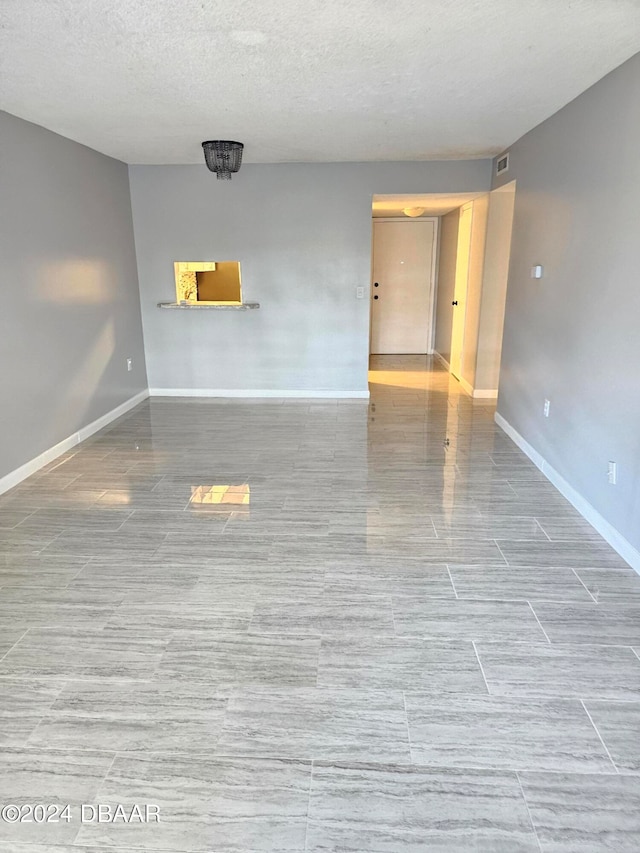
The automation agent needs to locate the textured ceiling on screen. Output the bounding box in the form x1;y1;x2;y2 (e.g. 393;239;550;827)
372;193;485;217
1;0;639;164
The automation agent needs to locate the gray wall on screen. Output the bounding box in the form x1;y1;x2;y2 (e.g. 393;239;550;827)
0;110;147;479
494;51;640;552
129;160;491;394
434;208;460;366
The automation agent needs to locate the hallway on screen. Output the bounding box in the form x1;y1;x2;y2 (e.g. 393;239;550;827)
1;355;640;850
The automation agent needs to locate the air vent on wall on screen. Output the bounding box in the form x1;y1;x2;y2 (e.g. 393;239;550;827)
496;152;510;176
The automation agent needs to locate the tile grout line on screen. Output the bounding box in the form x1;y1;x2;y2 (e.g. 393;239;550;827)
493;539;510;566
8;508;39;530
571;567;599;603
220;512;234;533
0;627;31;663
89;751;121;819
113;510;136;532
24;705;58;747
402;690;413;762
428;515;439;539
304;760;313;852
65;558;94;587
61;474;83;489
580;699;619;774
515;771;544;853
527;601;552;644
315;635;322;688
533;517;552;541
472;641;492;695
390;596;397;635
47;452;80;473
445;564;459;599
150;475;169;493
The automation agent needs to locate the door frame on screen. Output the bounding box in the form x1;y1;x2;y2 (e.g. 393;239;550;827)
449;202;473;381
369;216;440;355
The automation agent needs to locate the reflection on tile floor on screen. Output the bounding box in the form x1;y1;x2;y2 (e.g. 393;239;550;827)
1;354;639;851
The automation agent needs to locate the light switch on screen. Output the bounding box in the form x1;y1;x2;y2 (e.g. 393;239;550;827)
531;265;544;279
356;286;365;299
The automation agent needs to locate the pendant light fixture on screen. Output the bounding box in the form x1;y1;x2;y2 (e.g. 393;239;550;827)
202;141;244;180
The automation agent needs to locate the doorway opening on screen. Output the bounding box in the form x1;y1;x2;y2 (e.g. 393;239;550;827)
369;185;516;399
370;216;438;355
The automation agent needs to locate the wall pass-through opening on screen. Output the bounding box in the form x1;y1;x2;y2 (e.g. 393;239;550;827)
174;261;242;304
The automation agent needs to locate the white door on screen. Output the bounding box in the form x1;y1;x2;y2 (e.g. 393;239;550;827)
370;219;436;354
449;203;473;380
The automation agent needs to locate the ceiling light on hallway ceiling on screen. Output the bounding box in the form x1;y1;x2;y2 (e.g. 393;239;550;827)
403;207;425;217
202;141;244;180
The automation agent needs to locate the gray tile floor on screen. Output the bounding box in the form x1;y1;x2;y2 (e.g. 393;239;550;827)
1;354;639;851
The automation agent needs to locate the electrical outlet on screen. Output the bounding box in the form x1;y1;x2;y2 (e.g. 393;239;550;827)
126;358;133;372
543;399;550;418
608;461;617;485
356;286;364;299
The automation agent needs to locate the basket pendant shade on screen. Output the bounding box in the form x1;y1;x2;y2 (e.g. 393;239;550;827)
202;141;244;180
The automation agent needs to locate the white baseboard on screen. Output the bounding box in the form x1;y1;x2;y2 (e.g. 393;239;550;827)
149;388;370;399
433;353;496;399
495;411;640;574
459;376;474;397
456;374;498;400
0;389;149;497
473;388;499;399
76;389;149;441
433;351;450;371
